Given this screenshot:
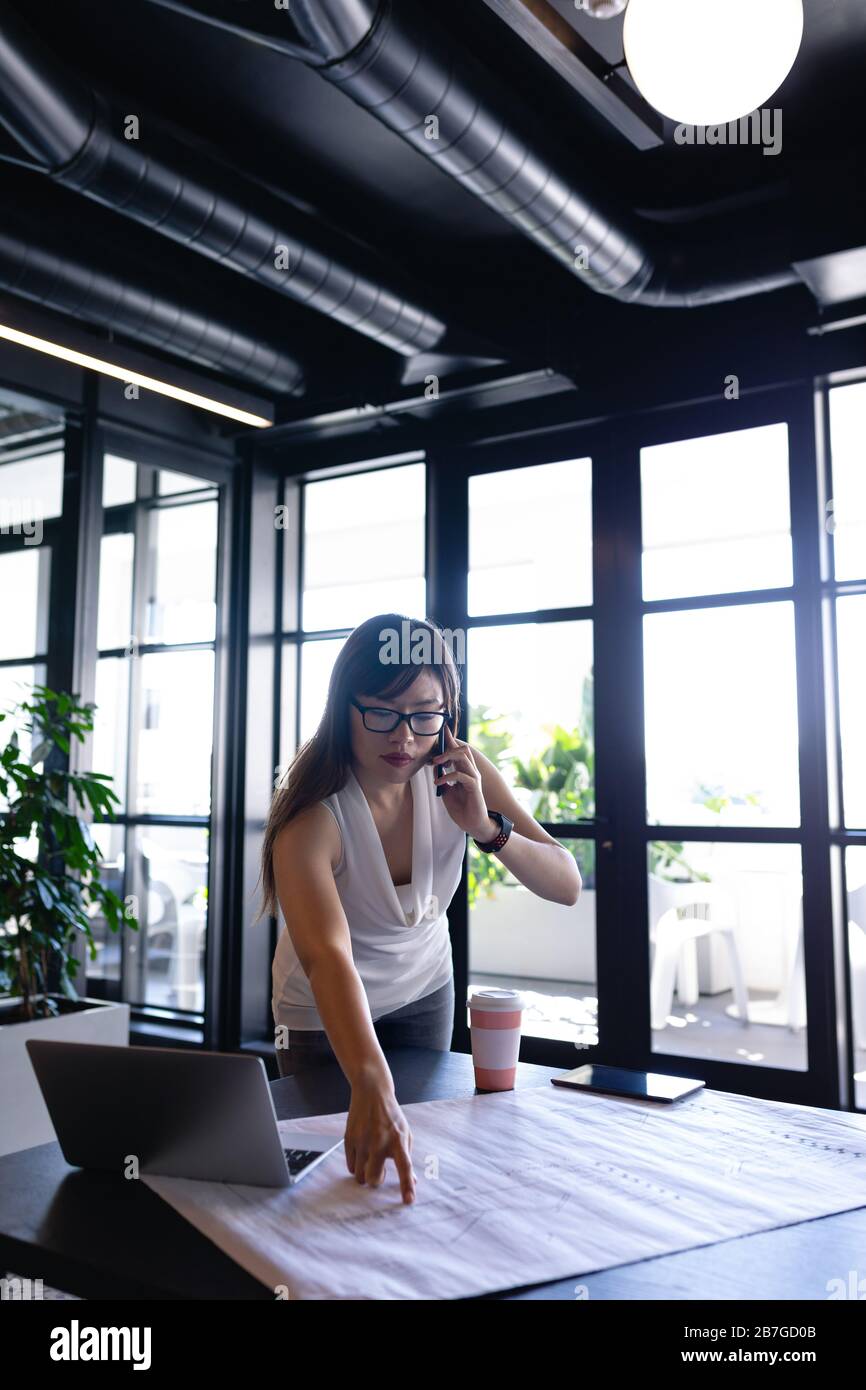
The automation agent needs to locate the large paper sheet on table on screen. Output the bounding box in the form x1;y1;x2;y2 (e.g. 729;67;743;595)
141;1085;866;1300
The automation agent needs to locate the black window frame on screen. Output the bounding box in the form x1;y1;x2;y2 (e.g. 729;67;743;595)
82;421;236;1050
817;371;866;1111
248;378;862;1109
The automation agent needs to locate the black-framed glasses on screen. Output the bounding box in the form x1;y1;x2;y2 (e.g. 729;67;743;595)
350;697;449;736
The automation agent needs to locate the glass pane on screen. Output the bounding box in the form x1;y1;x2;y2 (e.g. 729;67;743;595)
144;500;218;645
87;822;127;987
278;641;299;788
837;595;866;828
828;384;866;581
157;467;212;496
0;449;64;526
846;846;866;1110
136;650;214;815
302;464;426;631
92;657;130;815
648;841;806;1070
641;424;791;600
0;548;50;658
97;533;134;651
469;837;596;1045
645;602;800;827
468;458;592;616
467;621;595;823
103;453;137;507
0;664;44;811
282;477;301;632
300;638;343;745
127;824;209;1012
0;664;37;751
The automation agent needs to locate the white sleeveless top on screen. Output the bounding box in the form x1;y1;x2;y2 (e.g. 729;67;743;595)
271;760;467;1031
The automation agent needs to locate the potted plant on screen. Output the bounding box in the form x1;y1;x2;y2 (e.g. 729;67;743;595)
0;684;136;1156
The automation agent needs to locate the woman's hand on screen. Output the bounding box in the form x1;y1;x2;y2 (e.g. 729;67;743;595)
345;1077;417;1204
431;722;495;841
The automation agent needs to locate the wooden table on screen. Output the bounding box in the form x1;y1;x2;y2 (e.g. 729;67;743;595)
1;1047;864;1300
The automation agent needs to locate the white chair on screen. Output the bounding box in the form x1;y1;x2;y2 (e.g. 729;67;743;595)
648;873;713;1005
650;880;749;1032
724;888;806;1031
721;880;866;1043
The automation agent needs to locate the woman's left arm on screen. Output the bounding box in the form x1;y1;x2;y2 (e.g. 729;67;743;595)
433;730;582;907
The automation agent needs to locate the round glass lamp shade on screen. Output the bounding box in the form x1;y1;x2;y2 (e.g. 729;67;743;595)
623;0;805;127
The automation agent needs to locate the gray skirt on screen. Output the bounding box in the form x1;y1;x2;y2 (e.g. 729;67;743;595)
275;975;455;1079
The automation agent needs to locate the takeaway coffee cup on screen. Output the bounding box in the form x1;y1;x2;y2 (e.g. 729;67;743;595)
468;988;525;1091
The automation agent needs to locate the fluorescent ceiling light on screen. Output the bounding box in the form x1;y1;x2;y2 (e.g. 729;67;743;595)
623;0;805;127
0;322;272;428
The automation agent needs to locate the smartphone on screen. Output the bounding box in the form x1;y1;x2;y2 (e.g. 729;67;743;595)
550;1063;705;1104
435;717;449;796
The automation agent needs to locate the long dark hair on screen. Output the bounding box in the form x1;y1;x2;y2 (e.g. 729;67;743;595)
254;613;463;924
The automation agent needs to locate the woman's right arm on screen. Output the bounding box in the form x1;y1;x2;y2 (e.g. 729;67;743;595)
272;808;416;1204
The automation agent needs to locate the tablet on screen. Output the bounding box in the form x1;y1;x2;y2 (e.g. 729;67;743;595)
551;1063;705;1103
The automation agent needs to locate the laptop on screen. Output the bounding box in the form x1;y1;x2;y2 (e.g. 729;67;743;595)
25;1039;342;1188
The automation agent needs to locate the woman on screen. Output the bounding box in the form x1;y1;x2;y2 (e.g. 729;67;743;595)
256;613;581;1205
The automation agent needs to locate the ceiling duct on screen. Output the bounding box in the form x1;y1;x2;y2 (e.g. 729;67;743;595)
146;0;801;308
291;0;800;306
0;217;305;394
0;2;446;359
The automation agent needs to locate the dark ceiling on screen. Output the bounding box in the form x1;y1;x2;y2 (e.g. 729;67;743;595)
1;0;865;422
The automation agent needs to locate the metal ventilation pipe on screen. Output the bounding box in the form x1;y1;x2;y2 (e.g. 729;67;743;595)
0;3;446;358
0;221;305;394
292;0;799;306
146;0;799;307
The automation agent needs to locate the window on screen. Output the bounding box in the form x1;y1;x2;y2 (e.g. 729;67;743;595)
845;847;866;1110
301;464;425;633
641;421;809;1070
644;602;801;829
280;459;427;776
468;459;592;614
299;638;344;747
467;620;595;825
827;382;866;1110
647;841;806;1071
102;452;136;508
264;394;859;1107
0;548;50;663
836;596;866;830
466;458;596;1046
641;424;792;600
88;451;219;1016
0;448;64;524
827;384;866;582
0;397;63;791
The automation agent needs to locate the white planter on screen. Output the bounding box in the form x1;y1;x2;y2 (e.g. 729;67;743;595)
0;995;130;1157
470;886;596;984
469;869;796;1000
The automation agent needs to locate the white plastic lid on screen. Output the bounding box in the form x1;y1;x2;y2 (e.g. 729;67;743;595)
467;987;525;1011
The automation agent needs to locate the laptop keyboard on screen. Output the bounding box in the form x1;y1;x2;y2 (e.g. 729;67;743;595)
283;1147;322;1178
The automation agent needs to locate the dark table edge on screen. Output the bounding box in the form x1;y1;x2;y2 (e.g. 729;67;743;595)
3;1050;864;1301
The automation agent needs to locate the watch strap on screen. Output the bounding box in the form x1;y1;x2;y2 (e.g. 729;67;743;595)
473;809;513;852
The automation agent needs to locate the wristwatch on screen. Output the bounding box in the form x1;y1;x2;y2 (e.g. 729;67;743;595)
473;809;514;853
